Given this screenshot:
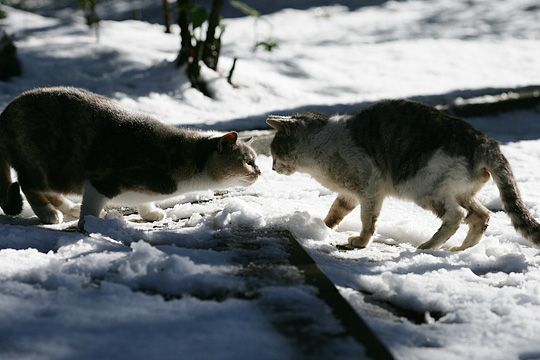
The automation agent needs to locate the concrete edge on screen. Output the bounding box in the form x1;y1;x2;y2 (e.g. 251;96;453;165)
279;229;395;360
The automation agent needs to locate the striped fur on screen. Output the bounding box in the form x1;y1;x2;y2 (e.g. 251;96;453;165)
484;143;540;244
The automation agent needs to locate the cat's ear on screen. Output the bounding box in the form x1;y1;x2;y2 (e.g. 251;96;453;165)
218;131;238;152
243;136;254;146
266;115;294;134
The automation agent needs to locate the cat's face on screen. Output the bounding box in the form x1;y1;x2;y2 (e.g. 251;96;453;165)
269;129;299;175
267;113;328;175
207;132;261;186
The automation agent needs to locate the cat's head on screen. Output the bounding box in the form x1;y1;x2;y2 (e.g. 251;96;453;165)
266;112;328;175
207;132;261;186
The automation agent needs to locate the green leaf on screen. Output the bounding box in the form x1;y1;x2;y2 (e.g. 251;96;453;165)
255;39;278;52
230;0;259;17
191;6;208;29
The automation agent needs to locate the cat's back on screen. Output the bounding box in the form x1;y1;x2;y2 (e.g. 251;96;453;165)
0;87;122;128
0;87;171;144
346;99;490;182
348;99;482;139
0;87;177;168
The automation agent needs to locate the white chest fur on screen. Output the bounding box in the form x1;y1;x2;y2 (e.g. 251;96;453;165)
109;173;235;206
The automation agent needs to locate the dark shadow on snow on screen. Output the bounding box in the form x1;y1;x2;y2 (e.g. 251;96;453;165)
0;217;82;252
13;0;391;24
15;46;189;100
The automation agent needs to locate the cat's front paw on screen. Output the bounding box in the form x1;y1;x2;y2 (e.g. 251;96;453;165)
449;246;466;252
417;240;443;251
348;235;371;249
139;208;166;222
324;218;337;229
324;217;339;229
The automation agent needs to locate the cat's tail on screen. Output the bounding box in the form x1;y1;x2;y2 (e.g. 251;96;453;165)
0;152;23;216
484;141;540;245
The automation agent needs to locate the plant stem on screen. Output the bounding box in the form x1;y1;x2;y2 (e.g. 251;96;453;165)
203;0;224;70
162;0;171;33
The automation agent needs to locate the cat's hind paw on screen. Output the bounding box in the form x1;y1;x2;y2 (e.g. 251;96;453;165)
139;207;166;222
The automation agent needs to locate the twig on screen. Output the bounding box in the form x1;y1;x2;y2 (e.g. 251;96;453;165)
227;57;238;86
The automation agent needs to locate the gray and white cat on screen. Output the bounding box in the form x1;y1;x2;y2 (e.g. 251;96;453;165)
0;87;260;230
267;100;540;251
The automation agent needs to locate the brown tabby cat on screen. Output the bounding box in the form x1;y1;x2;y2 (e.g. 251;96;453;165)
0;87;260;230
267;100;540;251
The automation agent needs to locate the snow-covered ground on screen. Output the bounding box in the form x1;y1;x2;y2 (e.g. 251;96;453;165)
1;0;540;359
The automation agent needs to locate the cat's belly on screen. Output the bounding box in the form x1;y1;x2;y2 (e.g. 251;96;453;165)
393;151;475;200
108;174;230;206
109;191;177;206
309;168;362;196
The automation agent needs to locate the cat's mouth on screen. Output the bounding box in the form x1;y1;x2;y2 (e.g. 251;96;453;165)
274;167;295;175
272;160;296;175
239;174;259;186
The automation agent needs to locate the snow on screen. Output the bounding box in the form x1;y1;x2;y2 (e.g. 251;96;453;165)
0;281;293;360
1;0;540;359
0;206;364;359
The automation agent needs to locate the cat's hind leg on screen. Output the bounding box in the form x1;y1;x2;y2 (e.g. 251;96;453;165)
418;198;466;250
324;194;358;228
23;190;63;224
348;196;383;248
138;202;166;222
450;198;490;251
45;193;81;218
18;172;63;224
